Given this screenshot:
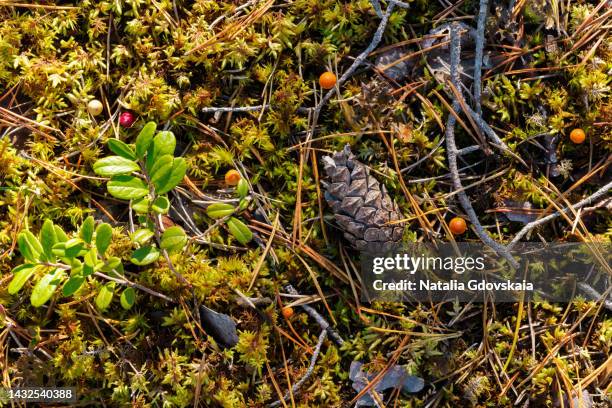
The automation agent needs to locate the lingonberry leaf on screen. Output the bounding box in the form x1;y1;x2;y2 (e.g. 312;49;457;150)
62;275;85;297
227;217;253;245
120;287;136;310
95;223;113;256
130;246;160;265
145;131;176;172
155;157;186;195
108;175;149;200
8;264;37;295
31;268;65;307
160;226;187;253
149;154;173;189
18;230;43;263
135;122;157;159
152;196;170;214
132;196;150;214
131;228;154;245
93;156;139;176
39;219;57;261
107;139;136;161
206;203;235;219
95;282;115;311
80;216;95;243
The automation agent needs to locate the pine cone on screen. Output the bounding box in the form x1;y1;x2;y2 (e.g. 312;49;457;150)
322;145;405;254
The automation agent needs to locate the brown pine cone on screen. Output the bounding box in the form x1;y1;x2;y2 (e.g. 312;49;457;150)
322;145;405;254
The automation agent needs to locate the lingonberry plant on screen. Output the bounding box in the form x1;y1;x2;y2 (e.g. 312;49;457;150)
93;122;188;266
9;217;135;311
206;176;253;245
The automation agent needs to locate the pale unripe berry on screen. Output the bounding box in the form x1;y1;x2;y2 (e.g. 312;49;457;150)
87;99;103;116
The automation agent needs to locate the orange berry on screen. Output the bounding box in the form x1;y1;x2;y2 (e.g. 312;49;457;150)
449;217;467;235
224;169;241;186
281;307;294;319
319;71;337;89
569;128;586;144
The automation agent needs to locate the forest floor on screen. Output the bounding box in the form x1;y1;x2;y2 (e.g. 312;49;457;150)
0;1;611;407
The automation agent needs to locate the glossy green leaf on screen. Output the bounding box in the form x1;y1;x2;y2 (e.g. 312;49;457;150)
95;282;115;311
206;203;235;219
8;264;37;295
131;228;154;245
84;247;97;267
80;216;95;243
54;225;68;243
236;178;249;198
152;196;170;214
100;256;123;274
39;219;57;261
120;287;136;310
146;131;175;171
108;175;149;200
135;122;157;159
93;156;139;176
132;196;150;214
62;275;85;297
30;268;65;307
238;198;249;211
107;138;136;161
160;226;187;253
227;217;253;245
155;157;186;194
64;238;85;258
83;263;94;277
149;154;173;189
69;258;83;275
95;223;113;255
51;242;66;258
130;246;160;266
18;230;43;263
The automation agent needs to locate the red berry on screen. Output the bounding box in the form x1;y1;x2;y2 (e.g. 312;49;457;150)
119;111;136;128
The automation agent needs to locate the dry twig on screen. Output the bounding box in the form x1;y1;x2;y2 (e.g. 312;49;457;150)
444;23;518;268
508;180;612;248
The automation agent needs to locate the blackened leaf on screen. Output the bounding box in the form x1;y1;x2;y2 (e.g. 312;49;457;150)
199;305;239;348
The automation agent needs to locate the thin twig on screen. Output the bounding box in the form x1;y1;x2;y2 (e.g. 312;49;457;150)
445;23;518;269
268;330;328;407
369;0;383;18
473;0;489;116
284;285;344;346
508;180;612;248
201;105;267;113
577;283;612;312
94;272;175;303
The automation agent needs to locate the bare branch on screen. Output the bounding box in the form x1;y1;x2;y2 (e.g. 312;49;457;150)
473;0;489;116
509;180;612;248
268;330;328;407
284;285;344;346
445;23;518;269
